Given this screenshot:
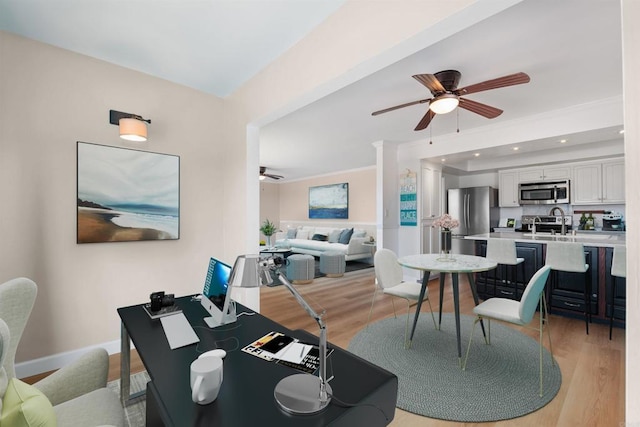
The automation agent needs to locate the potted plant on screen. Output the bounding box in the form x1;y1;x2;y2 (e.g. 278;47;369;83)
260;219;278;248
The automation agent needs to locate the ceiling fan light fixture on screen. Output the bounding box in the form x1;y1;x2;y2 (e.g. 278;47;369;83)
429;93;459;114
259;174;266;181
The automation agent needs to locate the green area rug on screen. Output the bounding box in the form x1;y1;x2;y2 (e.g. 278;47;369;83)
107;371;149;427
348;314;561;422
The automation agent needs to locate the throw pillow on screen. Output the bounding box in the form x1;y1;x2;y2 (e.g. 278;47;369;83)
1;378;56;427
328;229;341;243
352;229;366;238
296;230;309;240
286;228;297;239
338;228;353;244
311;233;328;242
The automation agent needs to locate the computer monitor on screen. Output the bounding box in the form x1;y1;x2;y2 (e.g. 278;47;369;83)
201;257;235;327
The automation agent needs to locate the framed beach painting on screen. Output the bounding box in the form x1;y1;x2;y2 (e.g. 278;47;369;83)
77;142;180;243
309;183;348;219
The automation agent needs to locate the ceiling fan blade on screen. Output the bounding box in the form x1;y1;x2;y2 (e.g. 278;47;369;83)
456;72;530;96
411;74;447;95
372;98;430;116
412;74;446;94
458;97;503;118
414;109;436;131
266;173;284;180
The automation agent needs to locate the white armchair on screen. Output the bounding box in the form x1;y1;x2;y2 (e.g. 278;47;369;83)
0;277;124;426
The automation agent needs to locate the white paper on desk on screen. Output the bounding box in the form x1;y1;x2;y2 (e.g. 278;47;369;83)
273;343;312;364
160;313;200;349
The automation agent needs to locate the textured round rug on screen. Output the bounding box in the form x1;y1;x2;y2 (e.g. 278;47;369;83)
348;313;561;422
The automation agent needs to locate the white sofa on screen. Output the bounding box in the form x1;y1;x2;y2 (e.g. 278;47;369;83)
274;226;371;261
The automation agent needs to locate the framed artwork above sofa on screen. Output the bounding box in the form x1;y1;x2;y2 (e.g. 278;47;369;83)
308;183;348;219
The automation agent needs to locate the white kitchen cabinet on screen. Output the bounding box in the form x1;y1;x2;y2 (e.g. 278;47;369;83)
518;165;571;183
572;159;625;204
421;165;442;255
498;170;519;207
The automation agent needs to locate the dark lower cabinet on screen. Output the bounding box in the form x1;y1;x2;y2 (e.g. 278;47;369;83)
473;241;620;326
605;247;626;321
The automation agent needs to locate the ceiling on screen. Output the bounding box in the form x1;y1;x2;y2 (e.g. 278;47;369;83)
0;0;345;97
259;0;624;181
1;0;624;182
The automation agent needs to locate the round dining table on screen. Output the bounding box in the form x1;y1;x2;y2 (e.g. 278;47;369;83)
397;253;497;365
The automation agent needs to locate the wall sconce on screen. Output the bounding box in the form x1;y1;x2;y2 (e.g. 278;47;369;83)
109;110;151;141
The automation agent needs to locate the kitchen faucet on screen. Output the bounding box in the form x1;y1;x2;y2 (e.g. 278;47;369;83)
549;206;567;235
532;216;541;235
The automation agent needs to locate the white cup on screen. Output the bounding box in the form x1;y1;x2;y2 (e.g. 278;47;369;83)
190;355;223;405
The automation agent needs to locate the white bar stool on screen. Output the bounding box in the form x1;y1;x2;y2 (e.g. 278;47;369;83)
610;245;626;340
485;238;525;299
544;242;591;334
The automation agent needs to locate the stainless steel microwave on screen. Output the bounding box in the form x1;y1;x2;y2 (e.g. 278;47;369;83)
518;180;570;205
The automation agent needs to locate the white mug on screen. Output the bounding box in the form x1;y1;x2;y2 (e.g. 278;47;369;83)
190;355;223;405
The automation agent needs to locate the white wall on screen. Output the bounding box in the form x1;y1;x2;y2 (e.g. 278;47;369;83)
0;31;225;362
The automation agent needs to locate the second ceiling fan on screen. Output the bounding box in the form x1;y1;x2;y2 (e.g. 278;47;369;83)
372;70;530;131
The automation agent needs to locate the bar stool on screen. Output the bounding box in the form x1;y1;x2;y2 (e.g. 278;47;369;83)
610;246;626;340
544;242;591;334
485;238;525;299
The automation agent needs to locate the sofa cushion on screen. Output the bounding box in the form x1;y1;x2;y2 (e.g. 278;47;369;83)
328;229;342;243
311;233;328;242
1;378;56;427
338;228;354;244
353;229;367;238
296;229;309;240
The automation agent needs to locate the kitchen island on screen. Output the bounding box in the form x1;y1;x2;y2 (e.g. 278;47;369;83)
465;232;626;327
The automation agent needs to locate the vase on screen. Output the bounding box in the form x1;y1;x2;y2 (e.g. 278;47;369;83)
266;235;273;249
438;230;454;262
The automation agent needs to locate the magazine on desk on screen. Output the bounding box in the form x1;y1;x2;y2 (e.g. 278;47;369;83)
242;331;333;374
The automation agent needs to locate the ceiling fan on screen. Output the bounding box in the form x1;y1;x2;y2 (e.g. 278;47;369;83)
372;70;530;131
259;166;284;180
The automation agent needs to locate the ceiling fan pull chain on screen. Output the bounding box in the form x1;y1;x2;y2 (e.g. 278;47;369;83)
457;108;460;133
429;123;433;145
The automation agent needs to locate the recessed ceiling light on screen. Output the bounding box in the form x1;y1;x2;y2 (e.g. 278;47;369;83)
619;129;625;134
441;158;446;162
513;147;519;151
474;153;480;157
559;139;567;143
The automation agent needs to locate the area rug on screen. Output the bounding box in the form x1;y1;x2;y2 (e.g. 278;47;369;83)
348;314;561;422
107;371;149;427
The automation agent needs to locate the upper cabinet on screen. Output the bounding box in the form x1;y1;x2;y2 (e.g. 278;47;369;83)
518;165;571;183
497;158;625;206
498;171;519;207
572;159;625;205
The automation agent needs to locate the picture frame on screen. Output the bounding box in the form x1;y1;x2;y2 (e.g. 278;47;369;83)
308;183;348;219
77;141;180;243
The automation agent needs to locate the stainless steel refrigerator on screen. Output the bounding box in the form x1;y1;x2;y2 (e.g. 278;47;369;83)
447;187;499;255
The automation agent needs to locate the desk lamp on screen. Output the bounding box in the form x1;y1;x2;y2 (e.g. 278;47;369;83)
229;254;331;415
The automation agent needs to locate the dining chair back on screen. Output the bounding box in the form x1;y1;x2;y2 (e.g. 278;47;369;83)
367;248;436;348
463;265;553;397
485;238;525;299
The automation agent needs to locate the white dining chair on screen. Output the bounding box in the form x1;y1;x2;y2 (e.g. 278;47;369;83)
462;265;553;397
367;248;437;348
610;245;626;340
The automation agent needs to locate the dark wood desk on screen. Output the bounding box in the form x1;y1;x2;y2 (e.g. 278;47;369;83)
118;296;397;426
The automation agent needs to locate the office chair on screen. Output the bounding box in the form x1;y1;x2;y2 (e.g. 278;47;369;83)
0;277;124;426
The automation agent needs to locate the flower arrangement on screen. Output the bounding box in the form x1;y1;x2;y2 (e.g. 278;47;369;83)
433;213;460;231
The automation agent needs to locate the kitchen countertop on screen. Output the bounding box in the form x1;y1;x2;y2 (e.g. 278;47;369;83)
465;231;625;248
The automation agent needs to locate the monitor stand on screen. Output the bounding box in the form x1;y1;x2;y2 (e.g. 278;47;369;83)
203;303;237;328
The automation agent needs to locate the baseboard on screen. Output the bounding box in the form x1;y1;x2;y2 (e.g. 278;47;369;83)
16;339;134;379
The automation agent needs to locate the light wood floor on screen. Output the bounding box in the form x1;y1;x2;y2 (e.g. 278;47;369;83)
104;268;625;426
